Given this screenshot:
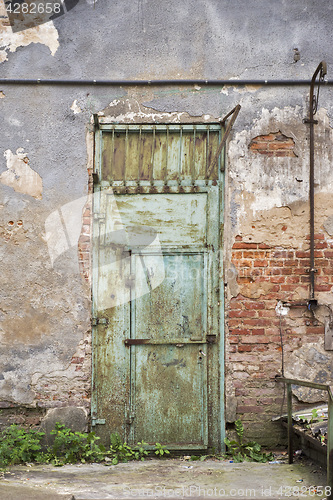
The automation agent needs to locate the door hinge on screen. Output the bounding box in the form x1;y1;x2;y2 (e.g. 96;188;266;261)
91;418;106;426
92;317;109;326
126;415;134;426
125;274;136;288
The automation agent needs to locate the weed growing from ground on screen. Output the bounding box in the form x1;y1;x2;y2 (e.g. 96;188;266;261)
0;424;46;467
224;419;274;463
0;420;272;467
108;433;169;464
0;424;170;467
49;422;105;465
154;442;170;457
299;408;325;426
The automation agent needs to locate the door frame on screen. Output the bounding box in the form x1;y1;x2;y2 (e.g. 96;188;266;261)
91;121;225;451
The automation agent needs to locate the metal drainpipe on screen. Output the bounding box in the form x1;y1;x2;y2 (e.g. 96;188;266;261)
0;78;332;86
304;61;327;309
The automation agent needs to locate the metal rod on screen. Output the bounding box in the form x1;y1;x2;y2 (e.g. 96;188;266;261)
328;392;333;498
309;110;315;301
287;383;293;464
282;301;309;308
276;376;329;391
277;376;333;491
220;105;241;123
0;78;332;86
208;105;241;175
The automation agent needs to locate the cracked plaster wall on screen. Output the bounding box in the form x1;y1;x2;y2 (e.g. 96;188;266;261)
1;148;43;199
0;0;59;63
0;0;332;443
225;105;333;266
224;103;333;442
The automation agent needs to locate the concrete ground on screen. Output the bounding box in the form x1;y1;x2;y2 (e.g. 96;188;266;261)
0;456;328;500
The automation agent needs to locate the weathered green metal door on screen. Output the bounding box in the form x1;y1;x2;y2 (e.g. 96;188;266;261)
92;125;223;450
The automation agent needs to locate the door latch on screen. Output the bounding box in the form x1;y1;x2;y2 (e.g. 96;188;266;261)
206;335;217;344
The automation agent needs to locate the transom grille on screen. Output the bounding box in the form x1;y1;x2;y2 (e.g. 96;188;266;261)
96;124;222;187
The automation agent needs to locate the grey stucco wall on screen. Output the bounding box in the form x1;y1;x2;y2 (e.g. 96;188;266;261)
2;0;333;80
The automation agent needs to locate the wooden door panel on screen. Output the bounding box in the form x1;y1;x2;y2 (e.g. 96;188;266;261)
129;251;208;448
133;253;206;340
132;344;207;447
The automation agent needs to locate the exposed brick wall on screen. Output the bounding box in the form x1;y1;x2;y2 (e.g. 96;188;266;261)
0;407;46;431
35;168;94;415
78;168;93;284
227;233;332;444
31;340;91;410
249;131;297;157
